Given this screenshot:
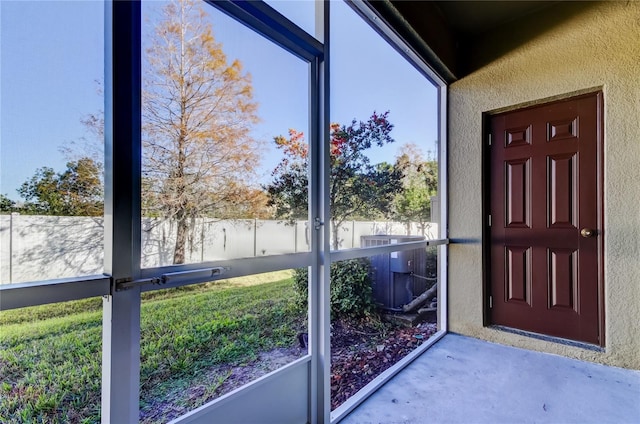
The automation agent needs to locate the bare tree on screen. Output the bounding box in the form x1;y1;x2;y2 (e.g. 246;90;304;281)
142;0;261;263
60;80;105;175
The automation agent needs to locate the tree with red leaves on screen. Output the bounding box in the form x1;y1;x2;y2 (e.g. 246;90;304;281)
266;111;403;249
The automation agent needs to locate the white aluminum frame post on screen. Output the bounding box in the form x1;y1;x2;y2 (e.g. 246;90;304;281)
309;2;332;421
102;1;143;422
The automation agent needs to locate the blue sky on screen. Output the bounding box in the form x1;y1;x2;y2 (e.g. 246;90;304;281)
1;0;437;201
1;0;104;200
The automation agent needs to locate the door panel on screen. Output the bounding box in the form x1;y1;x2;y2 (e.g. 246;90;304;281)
505;245;531;304
548;153;578;228
548;247;578;310
489;92;603;345
506;159;530;228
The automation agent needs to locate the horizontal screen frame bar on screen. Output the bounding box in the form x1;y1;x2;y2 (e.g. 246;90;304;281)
0;275;111;311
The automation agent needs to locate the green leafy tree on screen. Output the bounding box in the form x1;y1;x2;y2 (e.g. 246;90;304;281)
142;0;261;264
0;194;16;213
393;143;438;235
18;167;64;215
18;158;103;216
266;111;404;249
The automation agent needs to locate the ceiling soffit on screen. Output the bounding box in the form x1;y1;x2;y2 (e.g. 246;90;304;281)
377;1;592;81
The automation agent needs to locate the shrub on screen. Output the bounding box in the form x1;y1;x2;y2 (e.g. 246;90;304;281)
293;258;376;319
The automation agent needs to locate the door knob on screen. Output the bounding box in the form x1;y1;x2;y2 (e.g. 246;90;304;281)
580;228;596;238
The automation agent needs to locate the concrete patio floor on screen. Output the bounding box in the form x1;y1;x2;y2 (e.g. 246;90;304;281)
340;334;640;424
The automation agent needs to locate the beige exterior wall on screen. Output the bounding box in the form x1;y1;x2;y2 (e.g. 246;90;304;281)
448;1;640;369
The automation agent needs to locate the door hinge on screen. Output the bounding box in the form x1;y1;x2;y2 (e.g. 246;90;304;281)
489;296;493;308
488;134;492;146
488;214;492;227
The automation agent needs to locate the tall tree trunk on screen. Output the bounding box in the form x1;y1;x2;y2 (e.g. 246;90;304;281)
332;218;340;250
173;127;188;264
174;212;187;264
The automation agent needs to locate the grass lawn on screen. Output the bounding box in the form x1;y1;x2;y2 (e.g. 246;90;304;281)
0;271;305;424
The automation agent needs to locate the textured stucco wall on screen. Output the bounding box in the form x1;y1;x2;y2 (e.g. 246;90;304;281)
448;1;640;369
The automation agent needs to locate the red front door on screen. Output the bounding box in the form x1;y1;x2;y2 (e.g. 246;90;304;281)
489;92;603;345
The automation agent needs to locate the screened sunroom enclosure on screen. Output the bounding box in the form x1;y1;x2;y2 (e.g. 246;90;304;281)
0;1;447;423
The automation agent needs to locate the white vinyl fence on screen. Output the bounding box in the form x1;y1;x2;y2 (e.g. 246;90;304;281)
0;214;437;284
